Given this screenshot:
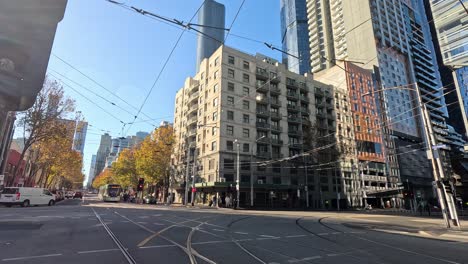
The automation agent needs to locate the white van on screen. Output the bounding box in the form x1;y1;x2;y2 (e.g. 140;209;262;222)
0;187;56;207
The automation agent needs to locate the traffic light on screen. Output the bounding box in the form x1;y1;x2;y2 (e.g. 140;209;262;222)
137;178;144;192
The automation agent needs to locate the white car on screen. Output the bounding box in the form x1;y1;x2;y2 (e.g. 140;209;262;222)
0;187;56;207
65;191;74;199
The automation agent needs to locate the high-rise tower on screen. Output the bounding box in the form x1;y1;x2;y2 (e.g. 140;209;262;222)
280;0;311;74
195;0;225;72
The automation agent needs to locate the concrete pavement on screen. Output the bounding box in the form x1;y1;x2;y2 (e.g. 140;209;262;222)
0;194;466;264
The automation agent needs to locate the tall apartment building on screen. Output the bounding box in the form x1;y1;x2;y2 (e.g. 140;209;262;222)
93;133;111;178
280;0;311;74
426;0;468;138
305;0;451;200
195;0;225;72
87;154;96;187
172;45;366;208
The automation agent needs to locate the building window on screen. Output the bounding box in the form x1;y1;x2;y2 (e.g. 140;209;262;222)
243;143;249;152
214;84;218;93
228;82;235;92
241;175;250;183
241;161;250;170
211;141;217;151
227;111;234;120
227;96;234;105
243;100;250;110
273;164;281;173
228;55;235;65
227;140;234;151
243;60;249;70
214;57;220;66
227;125;234;135
243;128;250;138
213;97;218;107
243;86;249;96
228;69;235;79
209;159;214;170
356;125;361;132
224;159;234;169
243;73;250;83
214;70;219;80
212;111;218;121
212;127;217;136
354;103;358;111
243;114;249;123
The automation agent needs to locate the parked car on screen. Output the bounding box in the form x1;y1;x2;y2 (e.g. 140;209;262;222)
143;195;157;204
73;191;83;199
65;191;74;199
0;187;56;207
51;190;64;201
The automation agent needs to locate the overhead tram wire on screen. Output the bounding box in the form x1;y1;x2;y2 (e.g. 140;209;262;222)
48;69;158;128
51;54;157;124
223;0;247;43
123;1;207;135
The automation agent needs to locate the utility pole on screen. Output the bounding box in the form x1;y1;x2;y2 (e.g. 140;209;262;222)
415;82;455;228
334;167;340;211
304;156;309;208
191;149;197;206
184;141;191;206
235;139;240;209
422;104;460;228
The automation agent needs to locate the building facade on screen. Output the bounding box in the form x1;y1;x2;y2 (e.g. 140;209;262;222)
172;45;365;208
305;0;453;201
93;133;112;178
87;154;96;187
195;0;225;72
280;0;311;74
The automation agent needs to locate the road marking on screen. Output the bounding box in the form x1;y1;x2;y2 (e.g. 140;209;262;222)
285;234;307;238
235;231;249;235
121;220;129;223
137;222;147;224
153;223;164;225
257;237;280;240
288;256;322;263
259;235;276;238
139;245;177;249
212;229;225;232
318;233;329;235
192;240;229;245
78;248;121;254
153;214;162;217
331;232;341;234
2;253;62;261
139;216;149;219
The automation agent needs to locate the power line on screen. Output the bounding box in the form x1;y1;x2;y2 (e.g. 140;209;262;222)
124;1;207;135
223;0;246;43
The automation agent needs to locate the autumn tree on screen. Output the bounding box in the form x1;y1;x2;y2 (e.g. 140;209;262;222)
112;148;138;188
92;169;114;189
33;121;84;189
10;78;75;185
135;125;173;198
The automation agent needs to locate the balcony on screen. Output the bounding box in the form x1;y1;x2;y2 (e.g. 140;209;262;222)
271;125;282;132
287;116;301;123
256;109;269;117
272;153;283;159
256;122;270;130
187;115;197;124
256;95;269;104
300;95;309;102
270;100;281;108
257;137;271;144
314;88;324;96
256;67;269;80
188;104;198;114
287;92;298;100
256;80;268;92
289;143;302;149
287;104;299;111
188;129;197;137
189;91;199;102
270;72;280;83
286;78;298;88
316;111;326;118
270;112;282;120
301;107;310;114
270;85;281;94
288;130;302;136
271;139;283;145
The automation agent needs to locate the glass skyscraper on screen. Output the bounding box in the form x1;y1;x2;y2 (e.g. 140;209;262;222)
280;0;311;74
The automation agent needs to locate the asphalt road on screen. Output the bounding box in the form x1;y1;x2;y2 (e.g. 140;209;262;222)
0;195;467;264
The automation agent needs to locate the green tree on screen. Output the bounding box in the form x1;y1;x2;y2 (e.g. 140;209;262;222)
112;148;138;188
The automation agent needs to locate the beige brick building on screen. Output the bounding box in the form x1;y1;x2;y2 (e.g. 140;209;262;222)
172;45;354;208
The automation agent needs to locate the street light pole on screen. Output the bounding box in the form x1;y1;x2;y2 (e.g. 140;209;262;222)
184;141;191;206
250;136;265;207
235;139;240;209
191;149;197;206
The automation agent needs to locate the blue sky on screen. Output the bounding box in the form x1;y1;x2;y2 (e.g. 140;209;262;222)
44;0;281;184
